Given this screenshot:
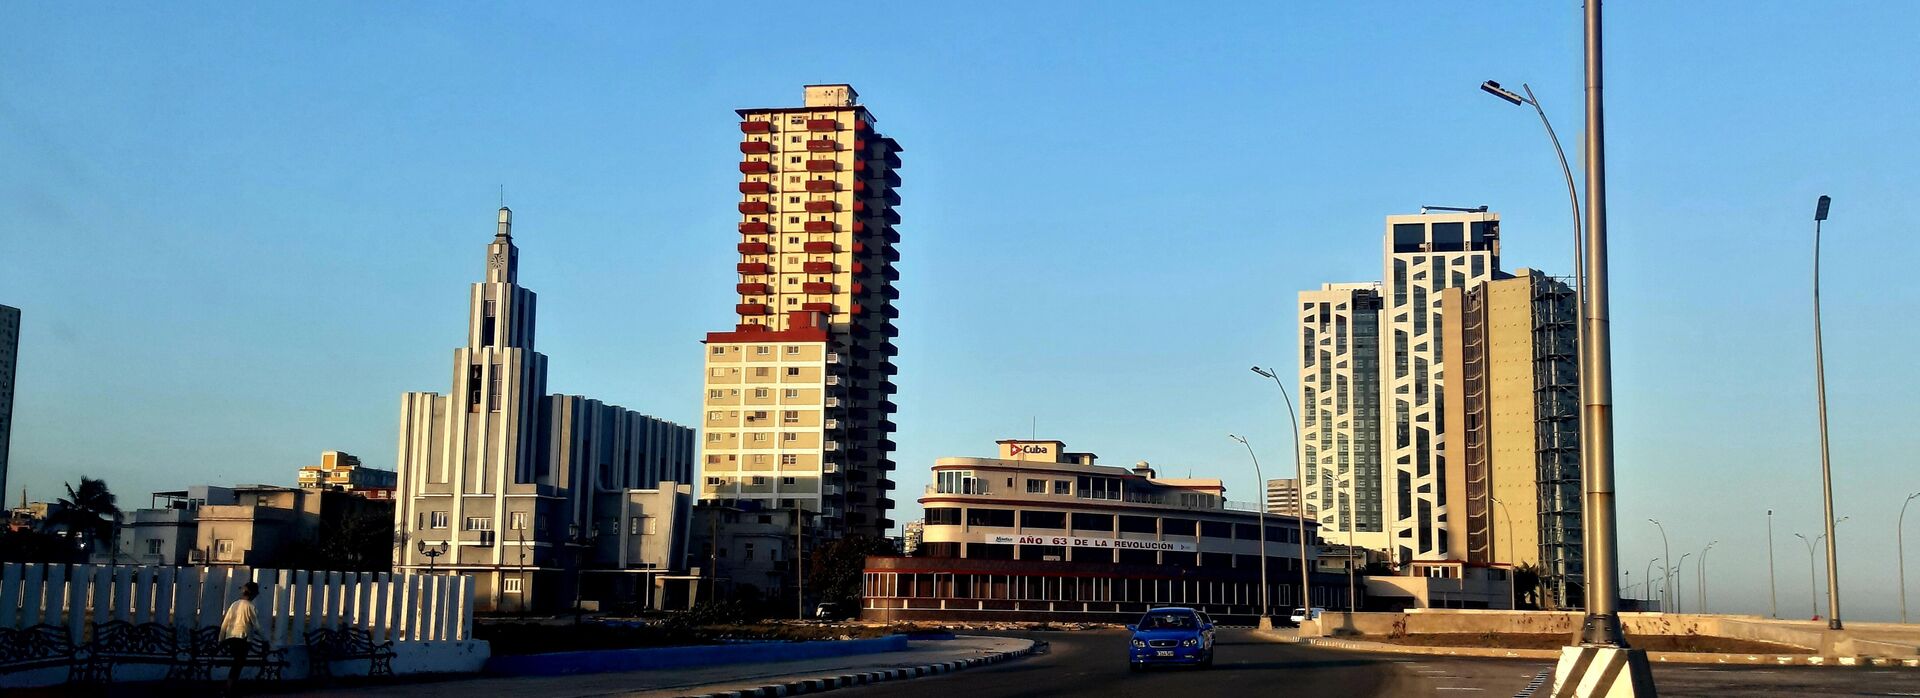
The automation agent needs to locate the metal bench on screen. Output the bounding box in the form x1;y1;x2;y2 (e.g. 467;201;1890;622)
184;626;288;682
303;626;394;679
0;623;94;683
86;620;195;682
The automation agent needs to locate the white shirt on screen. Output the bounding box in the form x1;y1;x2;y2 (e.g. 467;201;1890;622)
221;598;263;643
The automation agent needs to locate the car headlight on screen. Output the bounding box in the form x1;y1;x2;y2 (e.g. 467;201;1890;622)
1132;639;1146;648
1182;637;1199;647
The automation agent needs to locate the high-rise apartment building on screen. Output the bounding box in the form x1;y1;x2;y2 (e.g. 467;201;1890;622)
0;304;16;504
1265;478;1302;517
699;84;902;541
1297;283;1385;552
1379;210;1501;563
394;208;695;612
1439;269;1583;607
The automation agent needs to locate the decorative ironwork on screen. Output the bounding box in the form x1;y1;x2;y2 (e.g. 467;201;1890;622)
304;627;395;680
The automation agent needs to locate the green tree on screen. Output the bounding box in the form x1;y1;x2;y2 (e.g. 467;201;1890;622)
1513;562;1543;610
50;476;121;560
807;535;893;612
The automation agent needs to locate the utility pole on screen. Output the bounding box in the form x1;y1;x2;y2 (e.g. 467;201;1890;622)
1767;510;1778;618
1811;194;1843;631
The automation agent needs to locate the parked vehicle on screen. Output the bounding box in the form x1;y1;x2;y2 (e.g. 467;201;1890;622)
1288;607;1326;624
1126;607;1215;670
814;602;848;620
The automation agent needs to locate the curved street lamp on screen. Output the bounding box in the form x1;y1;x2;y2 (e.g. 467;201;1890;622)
1810;194;1844;630
1492;496;1518;610
1697;540;1718;614
1648;519;1672;609
1900;492;1920;623
1228;433;1271;627
1251;366;1318;618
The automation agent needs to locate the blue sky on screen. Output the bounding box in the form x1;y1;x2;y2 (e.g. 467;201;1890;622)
4;3;1918;620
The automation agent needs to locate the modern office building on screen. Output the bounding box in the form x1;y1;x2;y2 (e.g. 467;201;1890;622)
297;451;398;499
1378;210;1502;564
1296;281;1385;553
393;207;696;612
1265;478;1302;518
1438;268;1583;608
862;439;1346;624
700;83;903;542
0;304;18;503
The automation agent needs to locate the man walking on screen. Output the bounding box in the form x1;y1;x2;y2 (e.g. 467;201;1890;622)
220;582;266;694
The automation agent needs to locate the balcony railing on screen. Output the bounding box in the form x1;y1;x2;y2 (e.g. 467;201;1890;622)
824;441;841;451
740;120;772;133
806;118;838;131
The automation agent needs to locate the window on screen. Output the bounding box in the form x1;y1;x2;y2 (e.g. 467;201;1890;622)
1021;510;1066;529
630;516;643;535
1054;480;1071;495
1118;515;1158;534
780;454;799;466
711;368;726;377
644;517;659;535
146;539;163;555
784;389;800;398
502;578;522;593
926;508;962;526
782;432;798;442
706;476;724;485
754;388;770;398
783;411;799;424
782;476;797;485
465;516;493;531
754;346;771;355
430;512;450;529
965;508;1015;527
786;367;801;376
708;411;723;422
1025;479;1045;494
510;512;528;530
754;367;770;377
743;542;755;560
708;390;723;399
711;346;725;355
785;345;801;354
708;432;722;442
752;476;767;485
488;363;503;412
215;539;234;556
1071;513;1113;532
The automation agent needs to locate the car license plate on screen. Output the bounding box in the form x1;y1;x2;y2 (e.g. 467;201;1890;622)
1155;650;1174;657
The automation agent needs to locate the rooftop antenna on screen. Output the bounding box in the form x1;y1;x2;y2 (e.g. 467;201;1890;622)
1030;416;1036;440
1418;204;1490;214
499;185;506;209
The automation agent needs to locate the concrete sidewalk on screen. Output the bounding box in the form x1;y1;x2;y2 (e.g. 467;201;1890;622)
277;636;1034;698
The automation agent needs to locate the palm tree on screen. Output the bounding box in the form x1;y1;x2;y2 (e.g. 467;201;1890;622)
51;476;122;561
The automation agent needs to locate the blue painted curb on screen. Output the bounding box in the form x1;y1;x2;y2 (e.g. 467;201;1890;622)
484;634;910;677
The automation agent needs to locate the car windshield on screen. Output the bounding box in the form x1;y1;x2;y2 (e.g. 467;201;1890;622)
1139;612;1197;630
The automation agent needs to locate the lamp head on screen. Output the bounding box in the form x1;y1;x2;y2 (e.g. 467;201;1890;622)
1480;80;1526;106
1250;366;1275;378
1815;195;1831;222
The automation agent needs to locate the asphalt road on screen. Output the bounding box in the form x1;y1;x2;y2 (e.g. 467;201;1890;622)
831;629;1920;698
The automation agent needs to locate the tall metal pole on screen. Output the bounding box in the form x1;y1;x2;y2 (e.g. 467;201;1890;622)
1673;553;1690;614
1811;195;1843;631
1697;541;1715;614
1494;497;1517;609
1230;434;1269;625
1576;0;1628;648
1644;557;1659;608
1900;492;1920;624
1252;366;1313;617
1767;510;1778;618
1794;533;1817;618
796;503;805;620
1648;519;1670;611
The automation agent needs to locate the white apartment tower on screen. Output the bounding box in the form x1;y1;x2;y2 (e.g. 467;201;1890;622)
1378;211;1500;563
1296;283;1385;552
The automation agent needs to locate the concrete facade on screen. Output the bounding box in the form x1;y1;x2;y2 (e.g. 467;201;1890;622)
298;450;398;499
704;83;903;542
393;208;695;612
1297;283;1385;552
1264;478;1302;517
1440;269;1584;609
1379;211;1502;564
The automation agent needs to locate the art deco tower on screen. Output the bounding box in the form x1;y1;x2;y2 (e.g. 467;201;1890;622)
698;84;902;540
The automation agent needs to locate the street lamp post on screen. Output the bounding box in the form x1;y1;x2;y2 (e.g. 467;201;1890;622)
1251;366;1315;620
1697;541;1717;614
1493;496;1518;610
1794;533;1818;619
1228;434;1271;627
1674;553;1691;614
1644;558;1660;609
1768;509;1779;618
1900;492;1920;623
1811;194;1844;631
1648;519;1671;610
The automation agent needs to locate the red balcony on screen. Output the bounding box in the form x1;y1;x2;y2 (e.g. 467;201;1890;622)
804;180;837;193
852;199;866;213
736;303;772;316
802;302;834;313
852;159;866;173
803;241;836;254
739;181;773;194
854;120;870;132
740;120;772;133
804;200;837;213
851;304;865;316
806;159;837;172
851;261;866;274
737;242;771;255
851;221;865;233
852;179;867;193
851;241;866;254
739;141;772;154
803;221;836;233
739;161;772;174
802;282;835;294
806;139;837;152
738;221;770;234
851;282;865;295
738;201;771;214
737;262;771;275
807;118;838;131
803;261;835;274
737;283;772;295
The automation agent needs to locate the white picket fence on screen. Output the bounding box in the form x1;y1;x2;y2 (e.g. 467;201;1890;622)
0;563;474;644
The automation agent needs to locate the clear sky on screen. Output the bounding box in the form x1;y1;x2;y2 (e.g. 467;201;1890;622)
4;3;1918;620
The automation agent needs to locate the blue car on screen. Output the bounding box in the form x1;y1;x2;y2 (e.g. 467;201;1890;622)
1126;607;1215;670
